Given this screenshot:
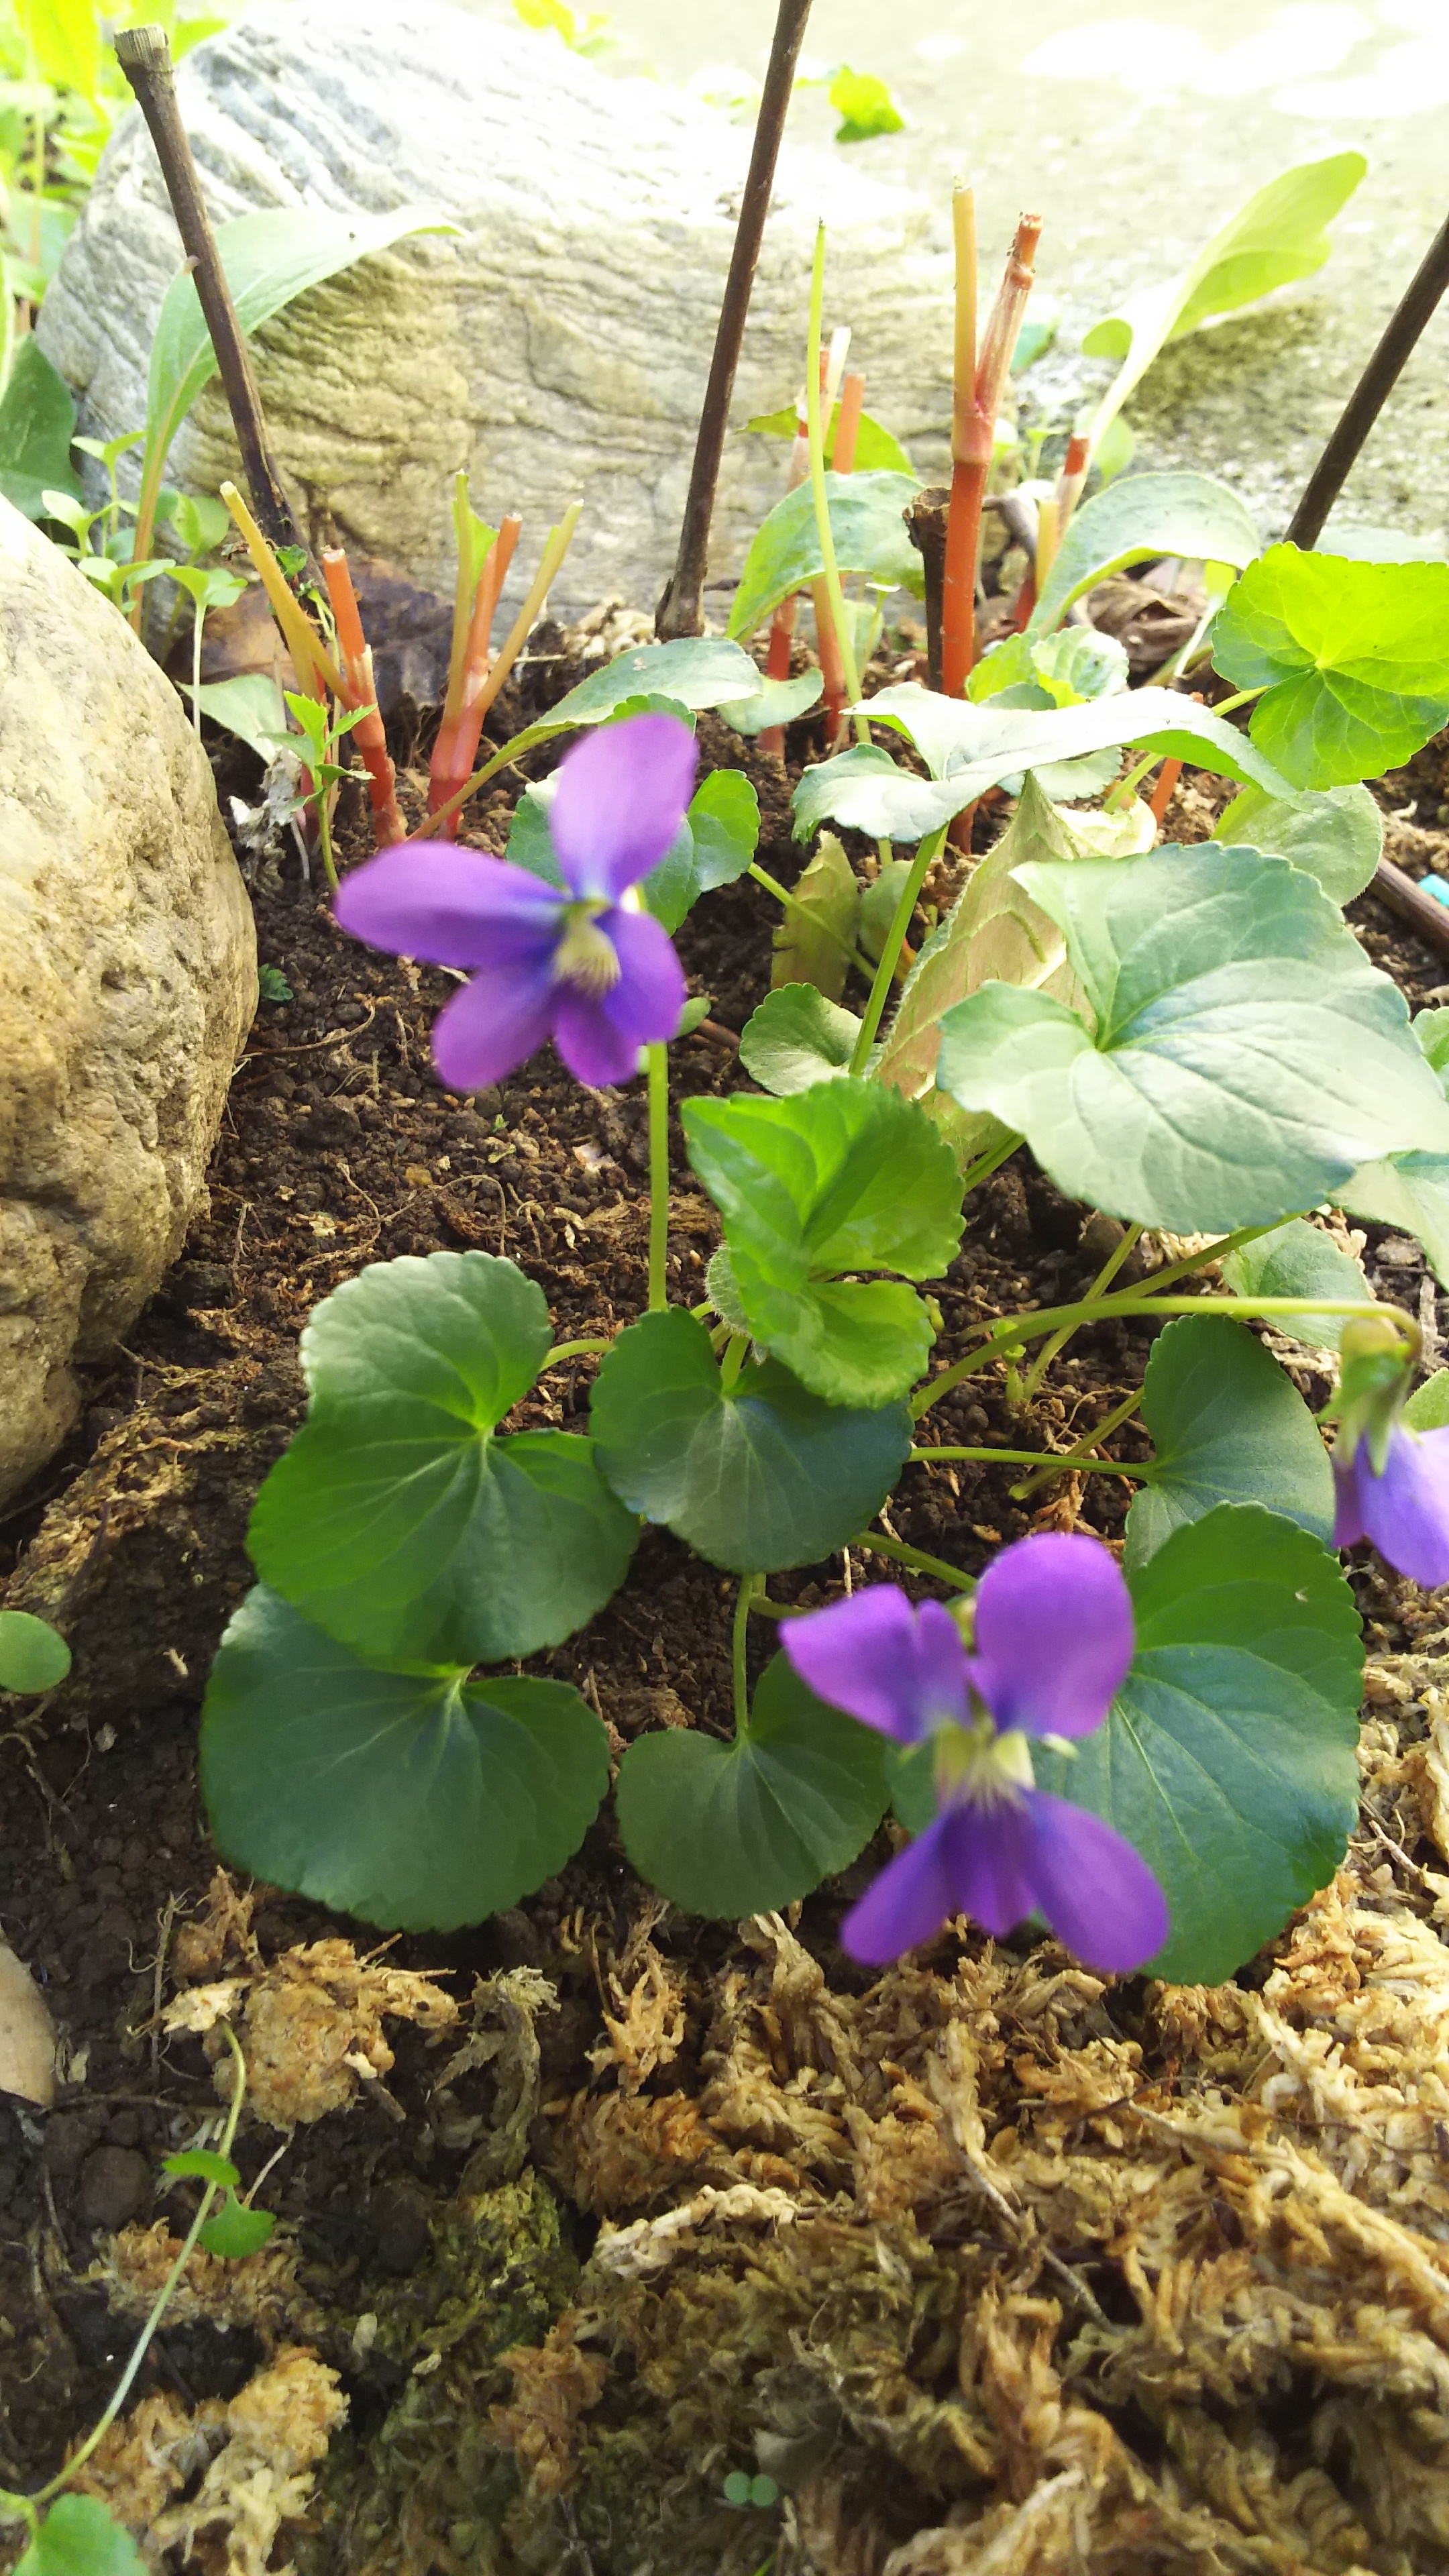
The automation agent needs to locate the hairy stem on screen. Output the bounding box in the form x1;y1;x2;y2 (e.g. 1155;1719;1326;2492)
853;1527;975;1590
848;825;949;1072
647;1043;670;1311
733;1573;761;1733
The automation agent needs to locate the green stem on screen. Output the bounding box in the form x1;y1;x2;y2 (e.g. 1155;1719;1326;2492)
542;1337;612;1366
1212;682;1267;718
910;1443;1146;1481
1022;1222;1142;1398
733;1574;761;1735
0;2025;249;2524
805;225;863;724
720;1332;749;1391
748;861;877;979
646;1042;669;1311
1010;1386;1147;1501
1104;749;1161;812
912;1291;1413;1419
852;1527;975;1590
849;825;949;1073
957;1131;1024;1195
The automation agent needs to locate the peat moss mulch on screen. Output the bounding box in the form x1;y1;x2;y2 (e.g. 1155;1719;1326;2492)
4;639;1449;2575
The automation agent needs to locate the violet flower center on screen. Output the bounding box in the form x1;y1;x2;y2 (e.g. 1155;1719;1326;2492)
553;901;621;998
932;1695;1035;1814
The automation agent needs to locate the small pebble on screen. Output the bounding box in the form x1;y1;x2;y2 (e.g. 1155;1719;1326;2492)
77;2145;150;2231
1375;1237;1422;1267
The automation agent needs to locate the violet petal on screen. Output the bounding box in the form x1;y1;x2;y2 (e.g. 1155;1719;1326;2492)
594;906;688;1044
840;1809;963;1962
551;986;650;1089
1024;1789;1169;1974
335;845;561;969
1355;1422;1449;1589
1332;1451;1366;1548
944;1796;1040;1938
549;714;698;901
969;1532;1134;1739
429;957;557;1093
782;1589;965;1743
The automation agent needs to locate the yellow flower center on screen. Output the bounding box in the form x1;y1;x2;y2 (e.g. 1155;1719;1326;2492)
933;1698;1034;1813
553;903;621;998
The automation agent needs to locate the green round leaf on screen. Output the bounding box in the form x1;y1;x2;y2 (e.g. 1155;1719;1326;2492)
1405;1368;1449;1431
1024;471;1261;640
248;1252;636;1662
15;2496;148;2576
1214;545;1449;789
198;2190;278;2259
642;768;761;933
616;1649;888;1917
201;1589;610;1931
1211;782;1382;906
728;471;924;641
0;1611;72;1694
936;843;1449;1232
163;2149;240;2187
1034;1505;1363;1984
1124;1316;1334;1569
590;1309;911;1571
719;669;826;736
1219;1218;1371;1351
682;1079;964;1406
739;984;861;1095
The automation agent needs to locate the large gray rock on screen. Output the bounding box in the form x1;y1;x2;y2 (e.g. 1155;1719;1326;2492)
37;0;953;616
0;498;256;1504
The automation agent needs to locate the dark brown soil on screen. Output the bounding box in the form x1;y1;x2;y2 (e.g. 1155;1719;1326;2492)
3;649;1449;2560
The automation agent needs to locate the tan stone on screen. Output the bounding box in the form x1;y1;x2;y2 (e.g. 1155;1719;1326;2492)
0;498;256;1503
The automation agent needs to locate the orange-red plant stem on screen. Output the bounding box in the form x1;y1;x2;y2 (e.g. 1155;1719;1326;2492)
1054;430;1091;543
759;368;820;756
1149;757;1183;826
943;201;1041;698
429;515;523;835
320;549;405;848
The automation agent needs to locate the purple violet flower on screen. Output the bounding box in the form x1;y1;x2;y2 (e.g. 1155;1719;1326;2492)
333;712;694;1091
783;1534;1168;1973
1333;1420;1449;1589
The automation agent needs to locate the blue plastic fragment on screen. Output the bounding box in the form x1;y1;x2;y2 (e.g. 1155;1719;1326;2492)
1420;873;1449;908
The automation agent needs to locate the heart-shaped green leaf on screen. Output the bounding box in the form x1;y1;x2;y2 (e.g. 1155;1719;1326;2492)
1025;470;1261;639
1214;545;1449;788
728;471;923;640
936;844;1449;1232
248;1252;636;1664
747;401;912;474
199;2192;278;2260
792;683;1291;844
0;1610;71;1695
590;1308;911;1570
1210;780;1382;905
682;1081;963;1405
718;669;826;736
740;985;861;1093
1124;1316;1333;1568
615;1650;888;1917
1033;1505;1362;1983
201;1589;610;1931
1219;1218;1371;1351
0;336;83;519
15;2496;148;2576
771;831;859;1002
641;767;761;932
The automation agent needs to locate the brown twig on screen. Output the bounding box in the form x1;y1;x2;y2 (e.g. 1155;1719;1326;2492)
1286;205;1449;549
1371;853;1449;958
114;25;301;554
655;0;814;639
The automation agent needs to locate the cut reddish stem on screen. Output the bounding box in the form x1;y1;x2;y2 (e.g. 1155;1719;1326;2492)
320;548;405;849
833;368;865;474
942;204;1041;698
818;366;867;739
1149;757;1183;825
1054;431;1091;543
429;515;522;835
